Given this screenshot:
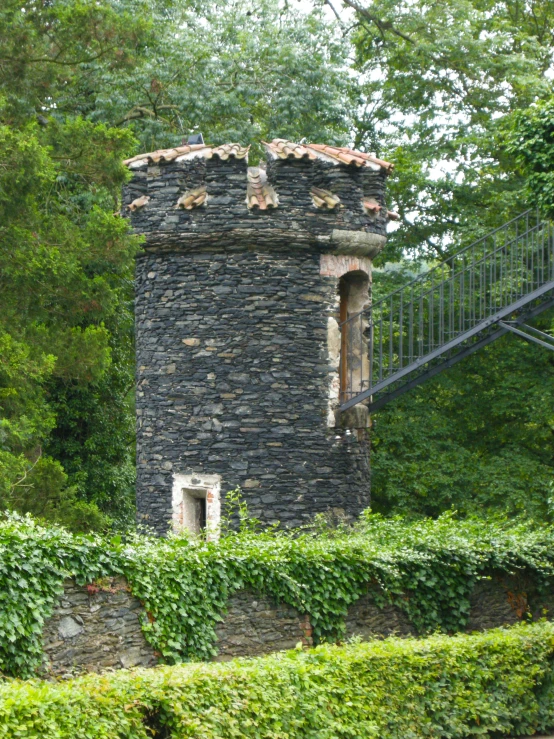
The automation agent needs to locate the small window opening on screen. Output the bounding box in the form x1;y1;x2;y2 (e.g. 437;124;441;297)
178;488;207;535
195;495;207;531
172;474;221;540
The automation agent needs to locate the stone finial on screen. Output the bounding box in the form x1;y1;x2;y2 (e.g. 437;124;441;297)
175;187;207;210
246;167;279;210
311;186;341;209
127;195;150;211
362;198;381;214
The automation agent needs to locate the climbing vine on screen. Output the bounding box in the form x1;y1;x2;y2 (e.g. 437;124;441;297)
2;510;554;677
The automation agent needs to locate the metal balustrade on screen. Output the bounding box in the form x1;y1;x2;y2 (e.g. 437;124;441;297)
339;210;554;413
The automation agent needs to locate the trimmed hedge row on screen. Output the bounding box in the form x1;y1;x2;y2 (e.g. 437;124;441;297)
1;622;554;738
3;511;554;677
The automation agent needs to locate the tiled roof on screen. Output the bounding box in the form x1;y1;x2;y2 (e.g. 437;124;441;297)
307;144;393;172
246;167;279;210
263;139;393;172
123;139;393;173
311;186;341;209
124;143;250;168
261;139;318;161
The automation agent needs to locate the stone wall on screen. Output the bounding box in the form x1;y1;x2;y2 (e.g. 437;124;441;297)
41;578;157;678
345;592;416;639
124;155;389;253
126;151;387;534
40;572;554;677
40;581;312;677
214;591;313;661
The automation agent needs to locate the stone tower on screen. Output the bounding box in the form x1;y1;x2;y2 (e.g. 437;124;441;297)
123;139;393;535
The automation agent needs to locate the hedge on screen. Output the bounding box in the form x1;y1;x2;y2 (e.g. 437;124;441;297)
3;510;554;677
1;622;554;738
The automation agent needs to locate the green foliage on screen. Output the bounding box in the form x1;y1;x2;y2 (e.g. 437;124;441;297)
345;0;554;258
371;266;554;519
2;621;554;738
505;97;554;217
93;0;355;156
4;512;554;679
0;0;157;123
0;115;139;530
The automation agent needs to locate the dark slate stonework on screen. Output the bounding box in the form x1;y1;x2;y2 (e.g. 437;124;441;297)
466;577;522;631
345;573;554;640
467;571;554;631
41;578;157;677
124;156;389;253
126;151;386;534
214;590;312;661
135;249;370;532
345;591;416;639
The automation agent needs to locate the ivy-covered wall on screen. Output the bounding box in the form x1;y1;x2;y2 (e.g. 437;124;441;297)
41;569;551;676
41;582;314;675
3;511;554;679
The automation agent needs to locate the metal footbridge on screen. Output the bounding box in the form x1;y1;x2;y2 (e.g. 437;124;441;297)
339;210;554;414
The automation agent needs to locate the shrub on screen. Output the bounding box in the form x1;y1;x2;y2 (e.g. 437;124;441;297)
2;511;554;677
1;622;554;738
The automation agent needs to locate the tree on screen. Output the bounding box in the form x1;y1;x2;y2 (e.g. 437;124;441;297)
90;0;356;154
334;0;554;260
505;97;554;217
0;0;356;530
0;116;140;530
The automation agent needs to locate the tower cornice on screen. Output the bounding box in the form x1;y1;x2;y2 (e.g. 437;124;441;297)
123;139;393;258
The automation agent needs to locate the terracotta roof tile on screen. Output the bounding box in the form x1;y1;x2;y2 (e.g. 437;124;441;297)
387;210;400;221
263;139;393;172
211;143;250;161
262;139;318;161
311;186;341;209
124;139;393;173
307;144;393;172
175;186;207;210
127;195;150;211
124;143;249;168
246;167;279;210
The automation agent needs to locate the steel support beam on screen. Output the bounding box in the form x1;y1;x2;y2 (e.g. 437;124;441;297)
498;321;554;352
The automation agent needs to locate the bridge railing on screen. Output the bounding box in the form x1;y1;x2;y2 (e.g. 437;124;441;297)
339;210;554;407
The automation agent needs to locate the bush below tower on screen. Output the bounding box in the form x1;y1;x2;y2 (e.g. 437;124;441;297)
2;622;554;738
